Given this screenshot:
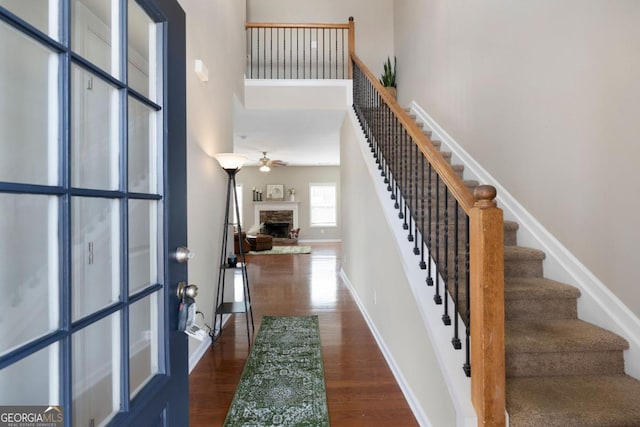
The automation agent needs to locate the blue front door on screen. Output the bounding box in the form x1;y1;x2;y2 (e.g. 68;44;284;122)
0;0;188;425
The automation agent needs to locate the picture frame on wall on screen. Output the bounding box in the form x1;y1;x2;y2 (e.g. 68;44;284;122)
266;184;284;201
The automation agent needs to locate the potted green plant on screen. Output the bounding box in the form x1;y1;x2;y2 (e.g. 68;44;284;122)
379;56;397;99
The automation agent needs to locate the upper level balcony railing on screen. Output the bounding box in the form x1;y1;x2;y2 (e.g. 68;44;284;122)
245;18;355;80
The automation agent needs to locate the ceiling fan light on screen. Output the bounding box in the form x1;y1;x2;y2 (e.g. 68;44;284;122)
259;164;271;172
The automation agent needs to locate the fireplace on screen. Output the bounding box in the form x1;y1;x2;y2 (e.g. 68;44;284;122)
263;222;290;238
254;202;299;236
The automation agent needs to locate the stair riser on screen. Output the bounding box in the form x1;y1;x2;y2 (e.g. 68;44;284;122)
504;226;518;246
506;298;577;321
506;350;626;377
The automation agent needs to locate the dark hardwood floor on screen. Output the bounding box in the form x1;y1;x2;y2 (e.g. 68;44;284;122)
189;243;418;426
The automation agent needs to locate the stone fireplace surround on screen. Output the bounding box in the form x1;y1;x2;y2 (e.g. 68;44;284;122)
253;202;299;237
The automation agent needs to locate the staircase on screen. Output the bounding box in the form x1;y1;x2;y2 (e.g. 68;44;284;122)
408;112;640;426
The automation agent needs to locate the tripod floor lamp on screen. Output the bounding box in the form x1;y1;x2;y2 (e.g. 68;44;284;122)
211;153;255;345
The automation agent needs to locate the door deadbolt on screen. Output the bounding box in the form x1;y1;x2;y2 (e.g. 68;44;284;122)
173;246;194;263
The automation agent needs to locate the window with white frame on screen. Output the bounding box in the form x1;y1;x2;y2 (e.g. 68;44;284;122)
309;183;337;227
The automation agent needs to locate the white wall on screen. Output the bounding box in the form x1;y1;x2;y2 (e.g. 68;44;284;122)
236;166;342;242
340;104;457;427
393;0;640;318
246;0;395;78
177;0;246;357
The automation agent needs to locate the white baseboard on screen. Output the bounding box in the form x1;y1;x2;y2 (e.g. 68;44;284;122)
188;314;232;374
188;337;211;374
410;101;640;379
339;270;433;427
298;239;342;244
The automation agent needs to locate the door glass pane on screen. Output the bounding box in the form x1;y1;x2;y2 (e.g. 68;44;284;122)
0;20;59;185
0;344;60;405
128;97;158;194
72;313;120;427
0;0;59;40
0;194;59;356
72;197;120;321
129;200;158;295
71;0;119;77
129;292;160;398
128;1;158;101
71;64;120;190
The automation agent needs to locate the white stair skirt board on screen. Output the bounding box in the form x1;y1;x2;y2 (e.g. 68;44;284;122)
345;110;477;427
410;101;640;380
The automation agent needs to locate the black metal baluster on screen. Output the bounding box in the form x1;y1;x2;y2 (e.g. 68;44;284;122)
328;29;332;79
400;129;407;225
379;101;385;174
407;134;414;239
289;28;292;79
463;215;471;377
316;28;324;79
336;30;347;79
392;118;399;207
419;155;427;269
248;28;252;78
303;28;306;79
413;142;420;254
383;103;389;177
270;28;273;78
442;188;451;324
257;28;261;79
426;163;433;286
452;200;462;350
386;114;393;191
335;28;339;79
369;80;373;137
434;174;442;304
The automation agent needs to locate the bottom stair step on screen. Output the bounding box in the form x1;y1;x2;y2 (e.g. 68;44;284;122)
506;375;640;427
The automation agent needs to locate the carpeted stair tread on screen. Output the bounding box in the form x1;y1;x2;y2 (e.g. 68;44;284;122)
506;375;640;427
504;277;580;321
506;319;629;353
505;277;580;300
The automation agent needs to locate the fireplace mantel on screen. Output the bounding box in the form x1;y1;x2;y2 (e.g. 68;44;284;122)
254;201;299;229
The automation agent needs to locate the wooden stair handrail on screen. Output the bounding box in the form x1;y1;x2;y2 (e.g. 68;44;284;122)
245;22;351;30
351;53;506;426
350;52;476;214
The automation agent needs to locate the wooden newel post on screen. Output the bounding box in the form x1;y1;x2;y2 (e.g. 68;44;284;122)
469;185;506;427
348;16;355;79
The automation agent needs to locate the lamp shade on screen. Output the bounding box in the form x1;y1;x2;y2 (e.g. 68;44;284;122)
259;164;270;172
215;153;248;170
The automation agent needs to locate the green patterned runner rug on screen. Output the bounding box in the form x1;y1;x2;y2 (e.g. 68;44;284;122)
223;315;330;426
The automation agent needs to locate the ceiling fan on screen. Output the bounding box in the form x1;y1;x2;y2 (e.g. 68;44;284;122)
258;151;287;172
